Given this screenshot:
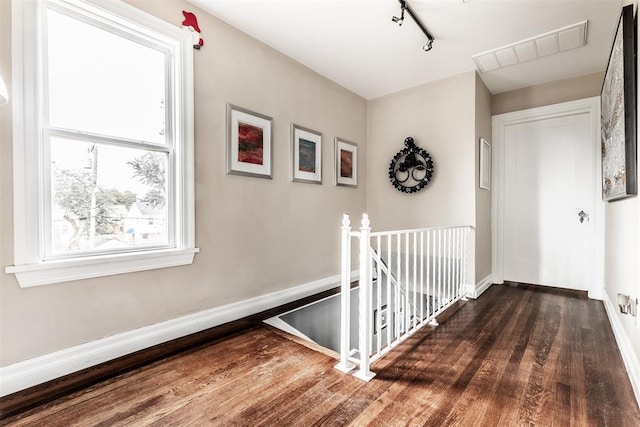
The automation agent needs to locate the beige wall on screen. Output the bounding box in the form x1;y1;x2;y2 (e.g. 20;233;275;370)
366;72;477;231
474;75;492;283
0;0;367;366
365;72;478;288
491;72;604;115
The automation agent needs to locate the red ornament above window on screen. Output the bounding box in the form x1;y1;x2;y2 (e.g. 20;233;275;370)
182;11;204;49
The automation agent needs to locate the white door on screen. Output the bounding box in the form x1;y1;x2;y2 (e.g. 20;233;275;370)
493;98;601;297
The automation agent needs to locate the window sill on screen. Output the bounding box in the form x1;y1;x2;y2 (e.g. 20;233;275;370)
5;247;200;288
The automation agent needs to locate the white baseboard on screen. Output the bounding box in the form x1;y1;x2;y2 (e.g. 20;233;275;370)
0;271;358;397
465;274;493;299
602;291;640;408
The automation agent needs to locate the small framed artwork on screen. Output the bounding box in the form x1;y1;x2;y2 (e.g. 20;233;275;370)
291;124;322;184
226;104;273;179
335;138;357;187
601;4;637;201
479;138;491;190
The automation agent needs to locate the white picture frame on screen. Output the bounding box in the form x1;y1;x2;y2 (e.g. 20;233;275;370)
226;104;273;179
335;138;358;187
480;137;491;190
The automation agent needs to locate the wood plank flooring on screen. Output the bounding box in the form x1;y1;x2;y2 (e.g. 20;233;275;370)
3;284;639;426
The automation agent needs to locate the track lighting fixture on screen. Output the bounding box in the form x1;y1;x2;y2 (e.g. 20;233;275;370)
392;0;435;52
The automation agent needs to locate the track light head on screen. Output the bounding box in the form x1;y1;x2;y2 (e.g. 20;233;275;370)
392;3;406;26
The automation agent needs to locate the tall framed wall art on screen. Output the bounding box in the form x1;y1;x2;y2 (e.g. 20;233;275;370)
601;4;637;201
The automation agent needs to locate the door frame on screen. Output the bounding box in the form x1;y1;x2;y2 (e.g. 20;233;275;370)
492;97;604;300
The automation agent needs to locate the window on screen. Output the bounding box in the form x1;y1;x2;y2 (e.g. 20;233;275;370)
7;0;197;287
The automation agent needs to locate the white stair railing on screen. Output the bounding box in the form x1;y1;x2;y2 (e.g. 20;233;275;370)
335;213;472;381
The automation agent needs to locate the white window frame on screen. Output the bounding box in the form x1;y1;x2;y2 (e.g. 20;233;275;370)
6;0;198;287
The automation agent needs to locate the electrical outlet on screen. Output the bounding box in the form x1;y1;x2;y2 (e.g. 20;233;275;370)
617;294;640;316
618;293;632;314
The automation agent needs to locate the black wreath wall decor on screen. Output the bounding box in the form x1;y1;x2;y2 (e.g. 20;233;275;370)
388;137;434;193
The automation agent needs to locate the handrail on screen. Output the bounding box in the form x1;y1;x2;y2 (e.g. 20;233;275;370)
370;224;472;236
335;213;473;381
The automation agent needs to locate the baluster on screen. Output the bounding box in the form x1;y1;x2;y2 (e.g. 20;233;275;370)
462;228;469;301
448;228;452;304
451;229;455;302
420;231;424;325
386;234;391;350
431;229;441;326
376;234;382;357
459;228;464;300
439;230;443;313
444;229;448;304
396;232;401;341
456;230;459;298
404;232;409;336
412;231;417;331
438;229;441;310
426;230;431;320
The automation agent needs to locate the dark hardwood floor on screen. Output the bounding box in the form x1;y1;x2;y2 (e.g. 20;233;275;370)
3;284;639;426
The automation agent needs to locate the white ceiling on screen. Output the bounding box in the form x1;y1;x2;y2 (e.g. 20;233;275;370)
189;0;624;99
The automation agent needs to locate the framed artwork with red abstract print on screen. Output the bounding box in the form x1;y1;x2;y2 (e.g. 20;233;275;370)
335;138;357;187
226;104;272;179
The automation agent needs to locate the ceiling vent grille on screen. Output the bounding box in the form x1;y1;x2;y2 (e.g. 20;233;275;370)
472;20;588;73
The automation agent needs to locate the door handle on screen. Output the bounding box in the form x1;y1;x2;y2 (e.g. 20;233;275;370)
578;210;588;223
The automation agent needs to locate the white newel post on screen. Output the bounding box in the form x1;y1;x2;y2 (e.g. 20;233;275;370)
355;214;375;381
335;214;355;373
